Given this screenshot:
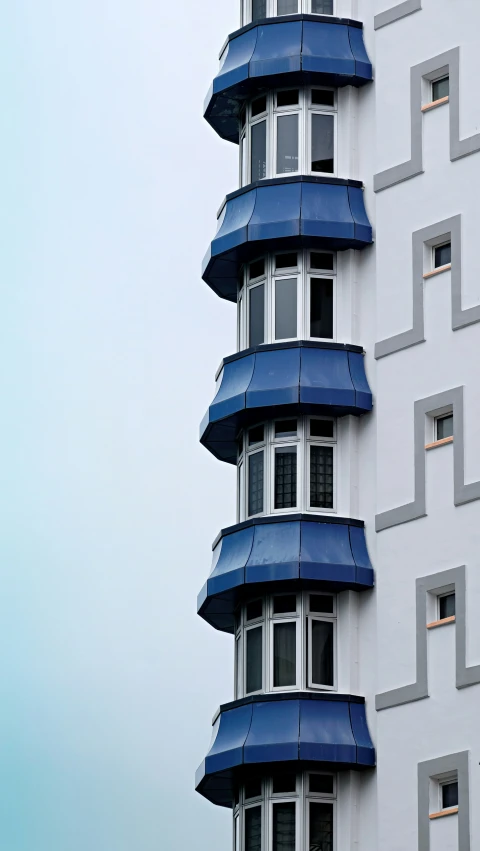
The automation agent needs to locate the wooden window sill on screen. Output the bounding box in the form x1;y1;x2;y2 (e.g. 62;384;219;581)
422;96;449;113
429;807;458;820
423;263;451;279
427;616;456;630
425;436;453;450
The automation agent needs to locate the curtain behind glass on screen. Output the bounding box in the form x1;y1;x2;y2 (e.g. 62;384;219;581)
309;802;333;851
277;114;299;174
248;451;264;516
274;622;296;687
311;0;333;12
246;626;263;694
275;277;297;340
245;805;262;851
273;802;296;851
310;445;333;508
311;620;334;686
275;446;297;509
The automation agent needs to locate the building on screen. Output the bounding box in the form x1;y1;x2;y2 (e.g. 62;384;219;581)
195;2;480;849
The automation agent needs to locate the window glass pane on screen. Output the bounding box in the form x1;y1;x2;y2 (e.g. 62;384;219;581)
272;802;296;851
432;76;449;101
273;594;297;615
245;805;262;851
275;419;297;438
246;598;263;621
439;593;455;620
245;779;262;800
309;774;334;795
251;95;267;117
309;594;334;614
250;258;265;280
310;419;334;439
236;636;242;697
276;252;298;269
251;120;267;181
249;283;265;347
434;243;451;268
248;451;264;516
249;425;265;445
311;620;334;687
277;89;299;107
311;252;334;271
275;446;297;509
310;277;333;338
273;622;296;687
312;113;334;173
235;814;240;851
275;278;297;340
277;114;299;174
436;414;453;440
442;781;458;809
311;88;335;106
311;0;334;13
273;773;297;794
309;802;333;851
277;0;298;14
241;135;248;185
310;445;334;508
246;626;263;693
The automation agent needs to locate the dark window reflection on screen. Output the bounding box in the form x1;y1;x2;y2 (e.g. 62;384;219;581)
311;113;334;173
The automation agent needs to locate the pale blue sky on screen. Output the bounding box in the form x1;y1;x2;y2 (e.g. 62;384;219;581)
0;1;242;848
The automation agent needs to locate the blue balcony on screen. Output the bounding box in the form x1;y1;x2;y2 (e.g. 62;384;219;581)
198;515;373;633
196;693;375;806
203;177;372;301
200;341;372;463
205;15;373;142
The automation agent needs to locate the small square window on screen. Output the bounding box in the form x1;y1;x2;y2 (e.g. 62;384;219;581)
436;414;453;441
273;594;297;615
434;242;451;269
245;779;262;800
311;89;335;107
276;90;299;108
249;258;265;280
309;594;334;614
439;593;455;620
246;599;263;622
310;251;334;271
275;252;298;270
310;419;334;439
311;0;334;13
249;425;265;445
442;781;458;810
251;95;267;117
272;773;297;794
432;76;449;102
274;419;297;438
309;773;334;795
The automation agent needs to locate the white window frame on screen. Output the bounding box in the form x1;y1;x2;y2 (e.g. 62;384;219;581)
439;775;458;811
238;249;337;349
235;590;337;699
241;87;337;185
432;240;451;270
435;412;453;442
241;0;336;26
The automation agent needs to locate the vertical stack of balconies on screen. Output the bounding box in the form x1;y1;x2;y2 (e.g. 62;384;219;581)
196;5;376;849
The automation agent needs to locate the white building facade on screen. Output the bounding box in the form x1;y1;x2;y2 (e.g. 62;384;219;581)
196;2;480;850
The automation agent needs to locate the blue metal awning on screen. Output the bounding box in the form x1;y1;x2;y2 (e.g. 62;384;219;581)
205;15;373;142
200;341;372;463
198;515;373;632
196;693;375;806
203;178;372;301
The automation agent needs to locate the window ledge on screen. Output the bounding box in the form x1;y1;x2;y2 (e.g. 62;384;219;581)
422;95;449;113
429;807;459;820
423;263;451;280
427;616;456;630
425;436;453;450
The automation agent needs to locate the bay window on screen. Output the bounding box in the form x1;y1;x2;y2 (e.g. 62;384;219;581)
233;772;335;851
237;250;336;349
239;88;336;185
237;417;336;520
234;591;336;698
243;0;334;24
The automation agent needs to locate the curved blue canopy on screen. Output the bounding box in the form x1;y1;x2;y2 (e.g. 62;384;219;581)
205;15;373;142
198;515;373;632
200;341;372;463
196;693;375;806
203;178;372;300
